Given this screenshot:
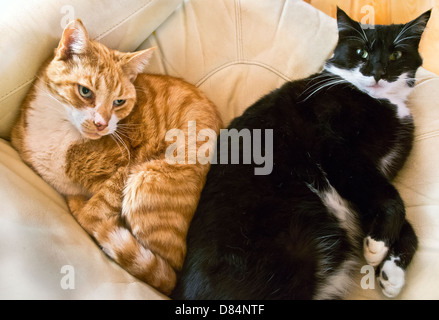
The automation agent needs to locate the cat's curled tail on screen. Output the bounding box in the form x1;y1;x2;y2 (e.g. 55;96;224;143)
67;166;179;294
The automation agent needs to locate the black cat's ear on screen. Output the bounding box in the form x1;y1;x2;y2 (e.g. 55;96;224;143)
408;9;431;36
394;9;432;46
336;7;358;33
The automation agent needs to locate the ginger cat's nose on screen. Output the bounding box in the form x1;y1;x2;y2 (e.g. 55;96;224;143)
94;121;108;131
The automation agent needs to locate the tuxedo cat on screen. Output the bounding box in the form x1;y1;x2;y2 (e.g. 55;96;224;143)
172;8;431;299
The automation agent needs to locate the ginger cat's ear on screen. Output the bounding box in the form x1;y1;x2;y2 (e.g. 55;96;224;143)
56;19;89;60
123;47;156;82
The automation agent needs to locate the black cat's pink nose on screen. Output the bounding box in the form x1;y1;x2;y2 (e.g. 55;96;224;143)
94;121;108;131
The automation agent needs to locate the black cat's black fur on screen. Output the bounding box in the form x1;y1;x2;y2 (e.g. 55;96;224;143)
172;8;431;299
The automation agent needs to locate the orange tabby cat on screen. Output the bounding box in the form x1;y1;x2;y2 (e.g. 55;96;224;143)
11;19;222;295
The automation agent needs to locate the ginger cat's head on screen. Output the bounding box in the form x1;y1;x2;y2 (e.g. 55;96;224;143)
45;19;154;140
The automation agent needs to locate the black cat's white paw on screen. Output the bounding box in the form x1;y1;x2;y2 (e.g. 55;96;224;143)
363;236;388;267
378;256;405;298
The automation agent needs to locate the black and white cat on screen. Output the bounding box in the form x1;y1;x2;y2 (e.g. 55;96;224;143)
172;8;431;299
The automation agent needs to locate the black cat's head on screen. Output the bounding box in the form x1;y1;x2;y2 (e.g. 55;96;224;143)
325;7;431;101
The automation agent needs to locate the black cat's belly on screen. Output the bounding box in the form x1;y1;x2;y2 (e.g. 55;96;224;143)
172;165;360;299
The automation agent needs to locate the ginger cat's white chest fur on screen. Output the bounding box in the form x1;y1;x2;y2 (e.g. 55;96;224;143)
25;79;85;196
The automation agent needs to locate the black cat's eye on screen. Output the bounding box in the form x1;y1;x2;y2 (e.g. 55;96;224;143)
389;51;402;61
113;99;126;107
78;85;93;99
356;48;369;59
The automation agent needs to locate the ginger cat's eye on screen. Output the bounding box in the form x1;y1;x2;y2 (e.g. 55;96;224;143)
113;99;126;107
78;85;93;98
356;48;369;59
390;51;402;61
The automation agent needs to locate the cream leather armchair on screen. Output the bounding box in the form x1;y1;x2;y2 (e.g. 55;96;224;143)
1;0;438;299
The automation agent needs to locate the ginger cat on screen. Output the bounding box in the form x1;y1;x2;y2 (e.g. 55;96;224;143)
11;19;222;295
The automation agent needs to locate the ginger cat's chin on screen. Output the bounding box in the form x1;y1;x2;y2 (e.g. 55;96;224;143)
81;130;106;140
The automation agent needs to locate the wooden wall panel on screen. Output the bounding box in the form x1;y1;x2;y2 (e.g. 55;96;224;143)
420;0;439;74
304;0;439;75
389;0;433;23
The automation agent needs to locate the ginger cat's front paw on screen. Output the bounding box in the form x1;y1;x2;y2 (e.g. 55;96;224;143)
66;195;88;218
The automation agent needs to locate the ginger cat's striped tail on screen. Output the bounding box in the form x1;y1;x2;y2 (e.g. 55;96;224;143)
68;151;213;295
122;161;206;273
67;167;177;294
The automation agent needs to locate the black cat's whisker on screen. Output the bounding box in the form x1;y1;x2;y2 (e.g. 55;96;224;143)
343;36;367;43
300;77;350;102
358;22;369;43
394;35;424;45
394;22;411;44
411;76;439;89
311;73;340;81
339;23;368;43
302;75;343;94
301;77;339;96
394;43;412;50
394;20;426;45
301;81;346;102
405;74;437;82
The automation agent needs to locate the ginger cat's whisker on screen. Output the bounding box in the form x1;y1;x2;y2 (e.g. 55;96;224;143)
110;134;130;165
111;131;131;164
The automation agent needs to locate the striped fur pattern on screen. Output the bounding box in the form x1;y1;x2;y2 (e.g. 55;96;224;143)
11;19;222;294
